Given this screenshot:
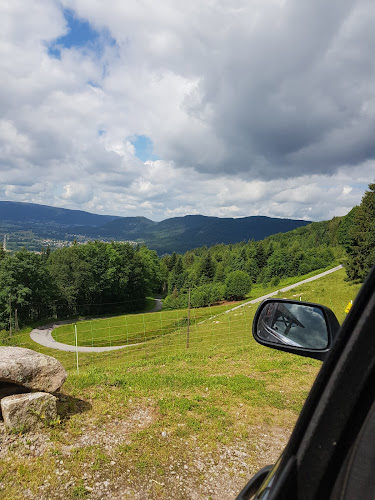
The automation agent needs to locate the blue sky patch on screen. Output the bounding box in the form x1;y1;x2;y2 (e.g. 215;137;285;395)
47;8;116;59
58;9;99;48
48;46;62;59
131;135;159;162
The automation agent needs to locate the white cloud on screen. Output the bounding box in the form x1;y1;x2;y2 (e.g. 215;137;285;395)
0;0;374;223
61;183;93;204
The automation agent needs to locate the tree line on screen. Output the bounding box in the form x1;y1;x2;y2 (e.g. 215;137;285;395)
0;241;162;331
340;183;375;281
2;183;374;332
160;218;343;309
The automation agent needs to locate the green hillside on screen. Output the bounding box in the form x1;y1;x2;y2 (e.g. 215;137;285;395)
0;201;311;253
161;216;346;309
0;268;361;499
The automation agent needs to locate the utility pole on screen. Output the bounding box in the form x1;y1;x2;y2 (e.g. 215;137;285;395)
187;287;191;348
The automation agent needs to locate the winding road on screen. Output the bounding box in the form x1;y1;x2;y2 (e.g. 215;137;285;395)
30;266;343;353
30;298;162;353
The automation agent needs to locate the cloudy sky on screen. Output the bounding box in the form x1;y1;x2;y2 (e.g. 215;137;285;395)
0;0;374;221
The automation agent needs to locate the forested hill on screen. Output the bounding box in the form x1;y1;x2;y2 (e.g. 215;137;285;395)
161;216;346;309
0;201;118;226
0;216;344;329
92;214;311;253
0;201;310;254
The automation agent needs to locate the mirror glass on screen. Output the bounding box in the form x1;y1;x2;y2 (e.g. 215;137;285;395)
256;302;329;349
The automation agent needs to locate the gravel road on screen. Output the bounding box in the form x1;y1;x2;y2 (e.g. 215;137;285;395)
30;298;162;353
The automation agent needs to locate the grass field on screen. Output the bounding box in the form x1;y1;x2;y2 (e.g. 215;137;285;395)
0;267;362;499
51;266;357;357
52;303;234;348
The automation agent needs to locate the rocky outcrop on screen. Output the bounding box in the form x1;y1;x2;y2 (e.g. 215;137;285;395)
0;347;67;392
1;392;58;431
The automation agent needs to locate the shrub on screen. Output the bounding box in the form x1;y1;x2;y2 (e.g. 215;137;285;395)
225;271;252;300
270;276;280;287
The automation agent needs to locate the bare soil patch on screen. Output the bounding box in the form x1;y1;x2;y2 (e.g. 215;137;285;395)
0;411;289;499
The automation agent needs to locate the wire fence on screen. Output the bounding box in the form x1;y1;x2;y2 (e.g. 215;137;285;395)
1;300;256;373
0;268;359;374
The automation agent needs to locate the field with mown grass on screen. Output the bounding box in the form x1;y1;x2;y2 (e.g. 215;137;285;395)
0;267;361;499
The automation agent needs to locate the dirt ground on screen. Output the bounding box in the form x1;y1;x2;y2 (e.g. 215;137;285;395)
0;406;289;499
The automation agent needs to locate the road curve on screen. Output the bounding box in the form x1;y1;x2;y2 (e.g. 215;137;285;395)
30;298;163;353
30;268;343;352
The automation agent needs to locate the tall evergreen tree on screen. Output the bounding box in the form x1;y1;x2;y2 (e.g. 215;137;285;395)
199;254;215;281
338;206;359;252
346;184;375;281
254;243;267;269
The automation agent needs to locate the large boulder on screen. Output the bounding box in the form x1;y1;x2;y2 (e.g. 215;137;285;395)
1;392;58;431
0;347;67;392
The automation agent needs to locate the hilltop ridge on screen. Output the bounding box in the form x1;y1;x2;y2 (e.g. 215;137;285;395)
0;201;311;254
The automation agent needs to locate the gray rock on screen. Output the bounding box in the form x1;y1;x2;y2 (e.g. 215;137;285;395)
0;347;67;392
0;382;32;419
1;392;58;431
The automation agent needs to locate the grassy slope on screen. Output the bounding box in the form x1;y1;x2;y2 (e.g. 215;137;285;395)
0;268;361;499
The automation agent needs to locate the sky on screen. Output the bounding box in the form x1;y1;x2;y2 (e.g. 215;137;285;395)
0;1;374;222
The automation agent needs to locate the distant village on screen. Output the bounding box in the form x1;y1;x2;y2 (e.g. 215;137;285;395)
2;233;140;253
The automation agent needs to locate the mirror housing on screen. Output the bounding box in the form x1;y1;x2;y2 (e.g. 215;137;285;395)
253;299;340;361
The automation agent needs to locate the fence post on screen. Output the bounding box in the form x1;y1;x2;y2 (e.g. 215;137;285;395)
9;296;12;337
142;314;146;343
75;323;79;375
187;288;191;349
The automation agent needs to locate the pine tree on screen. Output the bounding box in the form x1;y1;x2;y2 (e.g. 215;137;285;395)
254;243;267;269
346;184;375;281
199;254;215;281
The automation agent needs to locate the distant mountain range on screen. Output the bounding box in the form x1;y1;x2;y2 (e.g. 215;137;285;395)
0;201;311;254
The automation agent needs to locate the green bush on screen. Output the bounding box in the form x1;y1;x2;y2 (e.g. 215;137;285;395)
225;271;252;300
209;283;226;304
190;283;226;308
163;282;226;310
270;276;280;287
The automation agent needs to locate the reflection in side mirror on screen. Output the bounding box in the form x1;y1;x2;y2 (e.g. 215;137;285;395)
253;299;340;361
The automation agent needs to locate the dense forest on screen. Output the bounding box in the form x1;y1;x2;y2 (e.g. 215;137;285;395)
160;183;375;310
341;184;375;281
0;242;162;331
160;217;344;309
1;183;374;333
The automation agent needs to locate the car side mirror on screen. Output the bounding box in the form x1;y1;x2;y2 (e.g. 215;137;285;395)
253;299;340;361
